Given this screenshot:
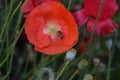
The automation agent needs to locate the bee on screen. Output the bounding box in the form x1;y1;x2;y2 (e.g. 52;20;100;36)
56;31;63;39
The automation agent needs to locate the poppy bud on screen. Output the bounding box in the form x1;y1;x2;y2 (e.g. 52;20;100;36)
65;48;77;61
78;59;88;70
83;74;93;80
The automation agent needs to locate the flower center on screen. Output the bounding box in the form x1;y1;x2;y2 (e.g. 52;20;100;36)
43;21;63;39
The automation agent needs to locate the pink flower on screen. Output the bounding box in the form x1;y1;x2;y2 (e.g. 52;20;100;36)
84;0;118;20
73;0;118;35
87;18;118;35
73;9;89;26
21;0;60;17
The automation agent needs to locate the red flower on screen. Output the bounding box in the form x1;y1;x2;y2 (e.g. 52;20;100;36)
25;2;79;54
73;9;89;26
84;0;118;20
33;0;60;6
87;18;118;35
79;35;94;54
21;0;60;17
72;0;118;35
79;40;86;54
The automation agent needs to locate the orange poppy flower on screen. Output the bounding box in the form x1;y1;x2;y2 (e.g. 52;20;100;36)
25;2;79;54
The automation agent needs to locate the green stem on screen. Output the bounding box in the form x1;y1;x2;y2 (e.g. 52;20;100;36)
11;12;23;42
1;52;14;80
84;0;104;54
0;45;14;68
45;55;61;66
0;0;14;39
6;27;9;48
33;52;37;69
67;0;72;10
56;61;70;80
0;24;24;68
69;69;79;80
5;0;8;14
106;38;117;80
106;50;112;80
0;35;6;56
8;1;22;24
0;1;22;56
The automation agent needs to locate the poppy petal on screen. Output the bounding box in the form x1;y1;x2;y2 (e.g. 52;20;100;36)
21;0;35;16
33;0;60;6
21;0;60;17
87;18;118;35
25;15;51;48
73;9;89;26
84;0;118;20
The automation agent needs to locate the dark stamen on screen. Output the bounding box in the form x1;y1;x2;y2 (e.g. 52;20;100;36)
56;31;63;39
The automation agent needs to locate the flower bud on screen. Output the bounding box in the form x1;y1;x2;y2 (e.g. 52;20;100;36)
78;59;88;70
65;48;77;61
83;74;93;80
105;38;112;50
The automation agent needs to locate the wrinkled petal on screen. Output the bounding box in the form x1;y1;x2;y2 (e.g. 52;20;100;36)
87;18;118;35
73;9;89;26
84;0;118;20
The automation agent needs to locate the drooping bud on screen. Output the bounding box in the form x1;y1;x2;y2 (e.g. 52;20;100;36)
83;74;93;80
65;48;77;61
78;59;88;70
105;38;112;50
